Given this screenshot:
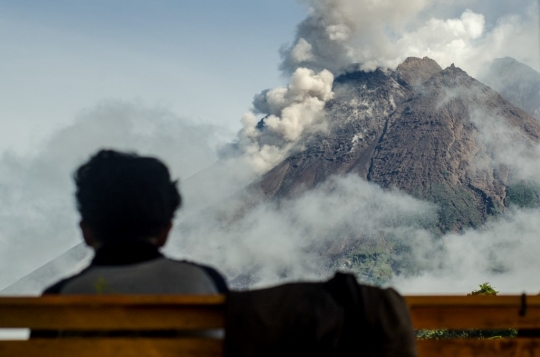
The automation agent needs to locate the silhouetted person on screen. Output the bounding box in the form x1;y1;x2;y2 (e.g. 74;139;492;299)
42;149;227;295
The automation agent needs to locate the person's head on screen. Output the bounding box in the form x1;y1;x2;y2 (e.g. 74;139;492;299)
74;150;181;248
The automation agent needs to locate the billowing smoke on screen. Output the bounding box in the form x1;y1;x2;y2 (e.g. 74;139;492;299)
281;0;539;76
237;67;334;173
281;0;430;74
395;6;540;76
239;0;539;174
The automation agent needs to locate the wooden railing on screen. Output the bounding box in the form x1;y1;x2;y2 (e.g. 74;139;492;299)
0;295;225;357
0;295;539;356
408;295;540;357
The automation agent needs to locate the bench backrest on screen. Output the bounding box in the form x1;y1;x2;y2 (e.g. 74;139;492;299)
407;295;540;357
1;295;540;357
0;295;225;357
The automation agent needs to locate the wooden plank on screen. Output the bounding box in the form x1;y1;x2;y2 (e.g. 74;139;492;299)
3;294;540;330
0;295;226;306
0;305;224;329
0;295;226;330
406;296;540;307
410;306;540;329
0;338;223;357
417;338;540;357
406;296;540;329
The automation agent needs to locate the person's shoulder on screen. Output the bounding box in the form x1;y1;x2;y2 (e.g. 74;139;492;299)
41;267;93;295
166;258;229;293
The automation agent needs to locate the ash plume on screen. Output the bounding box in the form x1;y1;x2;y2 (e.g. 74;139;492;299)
238;0;540;175
280;0;539;76
237;67;334;174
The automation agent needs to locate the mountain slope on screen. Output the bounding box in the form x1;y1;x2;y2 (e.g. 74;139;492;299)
478;57;540;119
256;57;540;231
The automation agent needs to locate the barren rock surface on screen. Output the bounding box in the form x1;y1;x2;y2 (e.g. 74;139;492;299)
256;57;540;231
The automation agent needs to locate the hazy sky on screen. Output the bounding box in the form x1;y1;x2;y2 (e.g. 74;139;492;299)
0;0;305;154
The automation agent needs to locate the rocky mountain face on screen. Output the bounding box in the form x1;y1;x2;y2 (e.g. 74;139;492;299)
256;57;540;232
479;57;540;119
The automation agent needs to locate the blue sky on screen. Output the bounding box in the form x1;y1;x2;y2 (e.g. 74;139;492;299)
0;1;305;153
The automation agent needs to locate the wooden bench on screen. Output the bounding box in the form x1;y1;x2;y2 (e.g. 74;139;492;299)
1;294;540;356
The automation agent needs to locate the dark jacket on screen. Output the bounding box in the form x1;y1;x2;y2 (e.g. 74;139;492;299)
225;273;416;357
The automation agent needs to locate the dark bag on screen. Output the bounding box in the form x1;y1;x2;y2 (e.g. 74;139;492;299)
225;272;417;357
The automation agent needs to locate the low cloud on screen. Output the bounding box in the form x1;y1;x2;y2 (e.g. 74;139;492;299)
168;174;437;288
393;208;540;294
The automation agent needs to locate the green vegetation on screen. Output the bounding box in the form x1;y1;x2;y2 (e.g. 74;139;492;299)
469;282;498;296
417;283;517;340
339;234;429;285
339;240;395;285
411;182;491;232
505;182;540;208
427;183;484;231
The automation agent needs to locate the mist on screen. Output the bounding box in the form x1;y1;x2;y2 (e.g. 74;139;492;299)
167;174;437;288
0;101;231;291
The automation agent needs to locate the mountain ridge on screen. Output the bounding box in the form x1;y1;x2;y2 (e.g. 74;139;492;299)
479;57;540;119
255;57;540;232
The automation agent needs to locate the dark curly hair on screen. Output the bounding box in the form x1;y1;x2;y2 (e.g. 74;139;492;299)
74;150;181;242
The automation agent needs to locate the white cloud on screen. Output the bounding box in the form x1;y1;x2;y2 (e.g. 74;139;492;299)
393;208;540;294
168;174;437;288
279;0;539;76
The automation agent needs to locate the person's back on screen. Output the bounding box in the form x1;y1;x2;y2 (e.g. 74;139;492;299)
42;149;227;295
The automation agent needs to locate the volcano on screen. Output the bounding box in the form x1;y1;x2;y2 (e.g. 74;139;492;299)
256;57;540;232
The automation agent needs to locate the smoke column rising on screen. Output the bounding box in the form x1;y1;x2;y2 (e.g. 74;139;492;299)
237;67;334;173
281;0;539;75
